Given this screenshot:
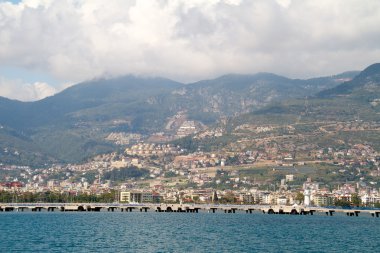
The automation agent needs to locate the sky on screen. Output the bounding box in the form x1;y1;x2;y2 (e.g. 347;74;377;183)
0;0;380;101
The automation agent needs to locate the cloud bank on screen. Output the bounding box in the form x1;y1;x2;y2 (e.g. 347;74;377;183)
1;0;380;100
0;76;56;101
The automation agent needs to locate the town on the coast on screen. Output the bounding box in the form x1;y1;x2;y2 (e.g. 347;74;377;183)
1;119;379;208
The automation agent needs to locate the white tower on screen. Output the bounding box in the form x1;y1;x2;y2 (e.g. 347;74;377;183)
304;189;311;206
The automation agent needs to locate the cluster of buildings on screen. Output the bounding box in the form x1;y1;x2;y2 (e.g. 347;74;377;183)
106;132;142;145
125;144;183;157
1;119;379;207
176;121;200;138
172;153;226;169
2;171;380;208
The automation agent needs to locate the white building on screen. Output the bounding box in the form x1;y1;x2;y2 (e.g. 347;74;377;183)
120;191;153;203
277;196;287;205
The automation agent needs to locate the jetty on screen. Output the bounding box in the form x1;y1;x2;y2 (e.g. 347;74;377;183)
1;203;379;217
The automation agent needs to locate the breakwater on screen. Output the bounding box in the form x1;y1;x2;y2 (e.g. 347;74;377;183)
1;203;379;217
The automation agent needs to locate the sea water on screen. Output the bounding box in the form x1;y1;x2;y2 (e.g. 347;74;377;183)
0;212;379;252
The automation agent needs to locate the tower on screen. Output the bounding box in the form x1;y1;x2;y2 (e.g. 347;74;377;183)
304;189;311;206
212;191;219;203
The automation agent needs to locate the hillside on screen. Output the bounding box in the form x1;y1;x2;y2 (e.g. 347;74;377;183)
319;64;380;97
0;76;183;165
195;63;380;157
232;63;380;123
0;70;359;165
165;72;358;121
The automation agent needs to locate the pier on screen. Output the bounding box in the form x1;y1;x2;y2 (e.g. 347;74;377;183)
1;203;379;217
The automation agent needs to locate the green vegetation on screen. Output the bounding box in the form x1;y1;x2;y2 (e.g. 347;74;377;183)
351;193;362;207
295;192;304;203
171;135;238;153
164;171;177;178
0;190;117;203
334;199;352;208
102;166;149;182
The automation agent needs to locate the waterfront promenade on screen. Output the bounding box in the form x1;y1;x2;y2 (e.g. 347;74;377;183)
1;203;379;217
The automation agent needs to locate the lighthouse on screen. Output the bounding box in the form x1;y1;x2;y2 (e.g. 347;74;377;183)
304;189;311;206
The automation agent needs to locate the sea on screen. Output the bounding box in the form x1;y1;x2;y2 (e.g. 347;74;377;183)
0;212;379;252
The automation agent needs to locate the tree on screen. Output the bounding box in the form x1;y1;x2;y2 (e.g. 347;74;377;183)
295;192;304;204
164;171;177;178
226;155;239;165
220;192;236;204
351;193;361;207
335;199;351;208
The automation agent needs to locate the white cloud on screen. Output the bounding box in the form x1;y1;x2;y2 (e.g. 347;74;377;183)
276;0;291;8
30;81;57;100
0;76;56;101
0;0;379;93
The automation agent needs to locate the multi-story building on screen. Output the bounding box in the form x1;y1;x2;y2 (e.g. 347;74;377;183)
120;191;154;203
239;193;254;204
277;196;287;205
261;192;272;204
313;194;335;206
361;193;380;205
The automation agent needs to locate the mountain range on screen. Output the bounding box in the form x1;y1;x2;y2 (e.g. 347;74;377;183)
2;63;379;166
